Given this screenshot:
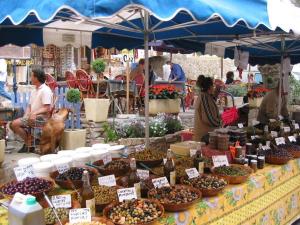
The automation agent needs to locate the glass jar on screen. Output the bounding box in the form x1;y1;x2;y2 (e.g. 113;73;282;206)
250;159;258;172
257;156;265;169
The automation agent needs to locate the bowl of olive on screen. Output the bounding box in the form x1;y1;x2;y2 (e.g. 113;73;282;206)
103;199;164;225
212;164;252;184
180;175;227;197
93;158;130;177
148;185;202;212
129;149;166;168
92;185;120;213
50;167;98;189
57;217;114;225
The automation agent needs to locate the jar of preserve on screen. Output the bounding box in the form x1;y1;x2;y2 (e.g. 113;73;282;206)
257;156;265;169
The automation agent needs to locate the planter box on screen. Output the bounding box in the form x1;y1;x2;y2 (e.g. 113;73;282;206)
84;98;110;122
227;96;244;107
60;129;86;150
249;97;263;108
149;99;181;115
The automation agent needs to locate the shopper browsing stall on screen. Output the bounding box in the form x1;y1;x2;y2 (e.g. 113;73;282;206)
167;61;186;82
193;76;221;142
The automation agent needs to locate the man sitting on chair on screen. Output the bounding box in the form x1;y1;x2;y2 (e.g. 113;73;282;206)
11;67;53;153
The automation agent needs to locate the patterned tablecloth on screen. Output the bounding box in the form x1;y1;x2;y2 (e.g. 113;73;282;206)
1;159;300;225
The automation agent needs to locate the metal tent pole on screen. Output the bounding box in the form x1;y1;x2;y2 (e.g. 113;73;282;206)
144;10;150;148
278;35;285;117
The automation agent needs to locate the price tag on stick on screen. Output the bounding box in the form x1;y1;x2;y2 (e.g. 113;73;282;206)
152;177;170;188
190;149;197;157
288;136;297;143
117;187;137;202
14;165;35;181
185;168;199;179
69;208;91;224
238;123;244;128
98;175;116;187
212;155;229;167
295;123;299;130
51;195;72;208
102;153;112;165
56;164;70;174
271;131;278;138
137;169;149;180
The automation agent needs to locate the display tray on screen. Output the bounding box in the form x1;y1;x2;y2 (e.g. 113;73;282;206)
212;164;252;184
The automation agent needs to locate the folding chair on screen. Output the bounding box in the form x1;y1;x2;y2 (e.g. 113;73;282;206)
76;69;95;98
65;71;78;89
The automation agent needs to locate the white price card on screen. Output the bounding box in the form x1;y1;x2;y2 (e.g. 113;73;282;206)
163;158;174;166
102;153;112;165
98;175;116;187
238;123;244;129
185;168;199;179
269;119;276;123
212;155;229;167
137;169;149;180
295;123;299;130
56;164;70;174
271;131;278;138
69;208;91;224
275;137;286;146
279;115;284;120
51;195;72;209
190;149;197;157
117;187;137;202
288;136;297;143
152;177;170;188
284;127;291;133
252;120;260;126
14;165;35;181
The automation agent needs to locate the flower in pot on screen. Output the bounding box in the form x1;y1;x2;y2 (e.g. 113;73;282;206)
91;59;106;98
66;88;81;130
226;85;247;97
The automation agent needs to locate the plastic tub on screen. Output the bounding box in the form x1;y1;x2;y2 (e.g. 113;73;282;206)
92;143;110;150
53;157;73;169
57;150;75;157
108;145;125;158
40;154;61;163
33;162;54;178
90;149;109;162
75;147;93;154
72;152;91;167
18;157;40;167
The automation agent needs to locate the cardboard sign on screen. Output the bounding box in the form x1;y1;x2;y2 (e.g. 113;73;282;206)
295;123;299;130
271;131;278;138
283;127;291;133
275;137;286;145
51;195;72;209
56;164;70;174
288;136;297;143
98;175;116;187
185;168;200;179
190;149;197;157
14;165;35;181
152;177;170;188
238;123;244;129
117;187;137;202
137;169;149;180
69;208;91;224
212;155;229;167
102;153;112;165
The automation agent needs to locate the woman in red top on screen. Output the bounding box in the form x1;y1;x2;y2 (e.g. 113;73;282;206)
130;59;145;97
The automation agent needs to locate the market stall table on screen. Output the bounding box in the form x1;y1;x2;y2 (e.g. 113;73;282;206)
0;159;300;225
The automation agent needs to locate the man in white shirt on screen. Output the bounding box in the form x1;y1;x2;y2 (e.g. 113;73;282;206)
10;67;53;153
0;59;11;100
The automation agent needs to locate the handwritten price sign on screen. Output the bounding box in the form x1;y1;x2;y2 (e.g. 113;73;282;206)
137;169;149;180
98;175;116;187
102;153;112;165
14;165;35;181
69;208;91;224
56;164;70;174
51;195;72;208
185;168;199;179
117;187;137;202
152;177;170;188
212;155;229;167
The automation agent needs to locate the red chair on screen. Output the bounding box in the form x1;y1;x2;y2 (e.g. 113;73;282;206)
45;74;58;92
65;71;78;89
75;69;95;98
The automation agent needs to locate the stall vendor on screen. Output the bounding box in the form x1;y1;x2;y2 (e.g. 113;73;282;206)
194;75;221;142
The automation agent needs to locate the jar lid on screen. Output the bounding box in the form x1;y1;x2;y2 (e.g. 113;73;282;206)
258;156;265;159
18;157;40;166
54;157;73;165
40;154;61;162
92;143;110;150
251;159;258;163
75;147;93;153
57;150;74;156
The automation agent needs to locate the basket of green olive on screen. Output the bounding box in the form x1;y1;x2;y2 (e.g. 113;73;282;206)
50;167;98;190
148;185;201;212
103;199;164;225
180;175;227;197
92;185;120;212
129;149;166;168
212;164;252;184
93;158;130;177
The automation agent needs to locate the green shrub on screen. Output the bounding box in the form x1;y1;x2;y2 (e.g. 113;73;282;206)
66;88;81;103
103;123;119;143
91;59;106;74
226;85;247;97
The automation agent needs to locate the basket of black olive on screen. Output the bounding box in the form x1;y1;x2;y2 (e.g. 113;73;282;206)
103;199;164;225
282;144;300;158
212;164;252;184
50;167;98;189
129;149;166;168
93;158;130;177
180;175;227;197
148;185;201;212
116;175;158;198
0;177;54;200
265;147;292;165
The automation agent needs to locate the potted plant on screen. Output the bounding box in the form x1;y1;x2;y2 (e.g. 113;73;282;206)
84;59;110;122
149;84;181;115
248;86;270;108
60;88;87;150
225;85;247;107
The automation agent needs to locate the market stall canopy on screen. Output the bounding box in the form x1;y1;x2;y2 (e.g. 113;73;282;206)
0;0;300;48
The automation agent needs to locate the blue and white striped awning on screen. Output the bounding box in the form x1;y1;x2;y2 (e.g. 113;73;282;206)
0;0;299;48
